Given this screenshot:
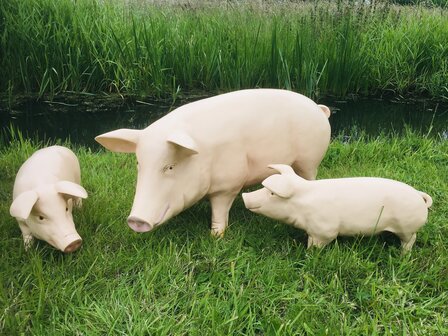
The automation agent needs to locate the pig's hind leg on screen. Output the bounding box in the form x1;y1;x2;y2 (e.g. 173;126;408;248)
292;160;318;181
209;193;238;238
292;138;330;181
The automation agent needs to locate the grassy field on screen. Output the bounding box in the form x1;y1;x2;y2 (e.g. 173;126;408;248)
1;0;448;101
0;132;447;335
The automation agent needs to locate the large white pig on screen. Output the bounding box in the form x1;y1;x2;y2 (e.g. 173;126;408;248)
95;89;331;236
242;164;432;252
10;146;88;253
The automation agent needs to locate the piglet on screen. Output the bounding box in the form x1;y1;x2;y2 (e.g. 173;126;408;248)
242;164;432;252
10;146;88;253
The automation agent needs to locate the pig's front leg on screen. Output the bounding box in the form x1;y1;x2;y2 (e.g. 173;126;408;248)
307;235;332;249
209;193;237;237
398;232;417;253
18;222;34;250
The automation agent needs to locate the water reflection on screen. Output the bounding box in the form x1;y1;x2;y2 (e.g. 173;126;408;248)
324;98;447;139
1;95;447;148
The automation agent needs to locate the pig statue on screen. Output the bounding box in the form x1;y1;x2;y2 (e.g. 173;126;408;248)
242;164;432;252
10;146;88;253
95;89;331;237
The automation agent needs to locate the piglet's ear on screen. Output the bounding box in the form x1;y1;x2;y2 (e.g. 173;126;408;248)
95;129;141;153
262;174;294;199
167;132;199;156
10;190;39;220
268;164;296;176
55;181;88;199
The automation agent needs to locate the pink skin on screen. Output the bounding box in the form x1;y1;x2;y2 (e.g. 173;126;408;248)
127;204;171;232
47;233;83;253
64;239;82;253
95;89;331;237
124;138;204;233
10;146;87;252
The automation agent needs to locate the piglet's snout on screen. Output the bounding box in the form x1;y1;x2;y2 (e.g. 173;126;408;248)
242;192;261;210
127;216;153;233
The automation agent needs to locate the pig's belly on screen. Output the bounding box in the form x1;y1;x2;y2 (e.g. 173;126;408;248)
240;142;302;188
338;218;393;235
243;174;271;188
242;157;296;187
336;203;420;235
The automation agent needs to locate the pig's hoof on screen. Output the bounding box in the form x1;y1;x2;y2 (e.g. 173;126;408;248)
211;229;225;238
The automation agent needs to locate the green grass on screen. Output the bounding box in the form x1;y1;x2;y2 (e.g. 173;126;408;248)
1;0;448;100
0;131;447;335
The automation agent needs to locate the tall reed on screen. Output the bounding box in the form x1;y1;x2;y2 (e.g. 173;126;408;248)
1;0;447;100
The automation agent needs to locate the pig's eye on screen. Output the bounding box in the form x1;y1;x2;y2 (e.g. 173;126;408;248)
270;192;275;196
39;215;44;220
66;207;68;212
163;164;176;173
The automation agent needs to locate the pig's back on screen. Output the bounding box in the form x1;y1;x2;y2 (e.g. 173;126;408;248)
170;89;327;137
160;89;330;185
13;146;80;198
308;177;428;233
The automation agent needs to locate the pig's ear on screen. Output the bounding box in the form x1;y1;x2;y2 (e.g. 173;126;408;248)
268;164;296;176
10;191;39;219
262;174;294;198
95;129;140;153
167;132;199;156
55;181;88;199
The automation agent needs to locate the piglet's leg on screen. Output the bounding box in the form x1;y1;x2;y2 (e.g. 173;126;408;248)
307;235;332;249
209;193;237;238
18;222;34;250
398;232;417;253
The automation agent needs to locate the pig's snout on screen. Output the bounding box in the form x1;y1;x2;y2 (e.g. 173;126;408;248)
127;216;153;233
127;204;170;232
56;233;82;253
242;192;261;211
64;239;82;253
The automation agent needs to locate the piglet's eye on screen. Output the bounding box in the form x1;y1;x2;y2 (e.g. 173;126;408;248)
163;164;176;172
66;207;68;212
270;192;275;196
39;216;44;220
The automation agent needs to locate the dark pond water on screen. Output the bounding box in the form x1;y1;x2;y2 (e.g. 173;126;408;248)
1;94;447;148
